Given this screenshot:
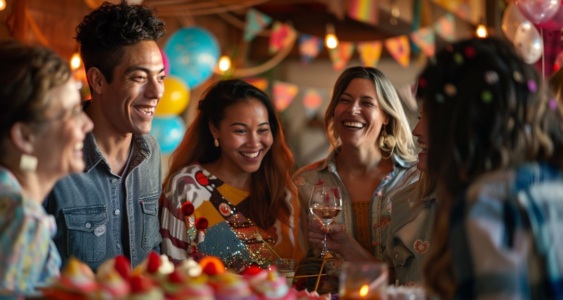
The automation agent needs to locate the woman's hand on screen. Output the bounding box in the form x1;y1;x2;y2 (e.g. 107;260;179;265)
308;216;374;261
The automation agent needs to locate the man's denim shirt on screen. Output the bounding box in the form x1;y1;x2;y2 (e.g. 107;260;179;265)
44;132;162;271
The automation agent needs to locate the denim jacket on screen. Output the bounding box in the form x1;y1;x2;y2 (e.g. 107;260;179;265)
44;132;162;271
293;148;418;260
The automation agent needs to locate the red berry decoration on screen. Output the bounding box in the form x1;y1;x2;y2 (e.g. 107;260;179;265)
129;275;153;293
241;264;263;276
168;269;185;284
195;217;209;230
146;251;161;274
114;255;131;279
181;202;195;216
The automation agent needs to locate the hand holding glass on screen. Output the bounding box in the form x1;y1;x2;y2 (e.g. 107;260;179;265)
308;186;343;257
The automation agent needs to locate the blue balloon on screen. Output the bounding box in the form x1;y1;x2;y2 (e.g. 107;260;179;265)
164;26;220;89
150;116;186;154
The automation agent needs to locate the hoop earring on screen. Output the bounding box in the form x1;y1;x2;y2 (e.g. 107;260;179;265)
378;126;396;159
19;154;38;172
214;138;220;148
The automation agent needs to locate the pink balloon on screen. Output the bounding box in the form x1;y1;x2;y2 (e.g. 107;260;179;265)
160;48;170;76
516;0;560;24
537;2;563;31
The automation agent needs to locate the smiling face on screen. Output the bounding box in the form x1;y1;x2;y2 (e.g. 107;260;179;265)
98;40;165;135
412;104;428;172
34;78;94;178
333;78;388;148
210;98;273;176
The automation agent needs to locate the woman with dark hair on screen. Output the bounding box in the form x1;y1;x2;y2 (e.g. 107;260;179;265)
293;66;418;291
418;37;563;299
160;79;305;271
0;41;93;295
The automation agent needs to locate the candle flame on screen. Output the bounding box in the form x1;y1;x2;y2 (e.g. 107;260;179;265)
359;284;369;297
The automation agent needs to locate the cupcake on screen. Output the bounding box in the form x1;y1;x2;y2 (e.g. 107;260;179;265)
161;269;214;300
42;257;98;299
128;274;164;300
249;268;295;300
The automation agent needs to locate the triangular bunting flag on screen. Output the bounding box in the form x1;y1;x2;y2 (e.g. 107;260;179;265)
273;81;299;112
302;88;324;118
434;13;455;42
347;0;378;25
410;27;435;57
243;77;269;91
244;8;272;42
269;22;297;54
384;35;410;68
357;41;383;67
329;42;356;71
299;34;324;64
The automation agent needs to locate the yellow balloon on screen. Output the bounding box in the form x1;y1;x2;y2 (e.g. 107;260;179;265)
156;77;190;116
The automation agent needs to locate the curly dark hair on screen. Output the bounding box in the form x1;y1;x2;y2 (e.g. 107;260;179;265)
75;1;165;82
0;41;71;153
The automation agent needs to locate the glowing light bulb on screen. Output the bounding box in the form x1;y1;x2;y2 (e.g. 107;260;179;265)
0;0;6;11
218;55;231;73
476;24;488;38
325;24;339;49
70;53;81;70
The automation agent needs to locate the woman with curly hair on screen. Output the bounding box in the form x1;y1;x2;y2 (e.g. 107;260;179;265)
418;37;563;299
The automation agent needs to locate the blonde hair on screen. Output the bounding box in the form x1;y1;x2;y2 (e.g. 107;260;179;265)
324;66;417;162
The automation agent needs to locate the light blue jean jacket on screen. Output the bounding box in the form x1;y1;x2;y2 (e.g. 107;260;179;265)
44;132;162;271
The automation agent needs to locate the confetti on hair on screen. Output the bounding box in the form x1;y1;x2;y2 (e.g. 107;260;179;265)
464;46;476;58
484;71;499;85
418;77;427;89
436;93;445;103
513;71;523;83
527;80;537;93
482;90;493;103
444;83;457;96
550;98;558;110
454;53;464;64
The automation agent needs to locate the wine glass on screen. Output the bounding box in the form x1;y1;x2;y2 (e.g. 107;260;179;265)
309;185;343;257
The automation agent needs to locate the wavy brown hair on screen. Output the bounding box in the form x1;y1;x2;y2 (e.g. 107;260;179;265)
417;37;563;298
163;79;296;228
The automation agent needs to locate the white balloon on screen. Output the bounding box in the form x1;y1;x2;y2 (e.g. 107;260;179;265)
513;22;544;64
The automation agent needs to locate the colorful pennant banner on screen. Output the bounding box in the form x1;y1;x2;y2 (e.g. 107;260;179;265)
244;8;272;42
329;42;356;71
269;22;297;54
411;27;436;57
299;34;324;64
357;41;383;67
273;81;299;112
384;35;411;68
434;13;456;42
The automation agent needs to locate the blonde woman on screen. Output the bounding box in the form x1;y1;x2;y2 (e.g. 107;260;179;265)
293;66;418;291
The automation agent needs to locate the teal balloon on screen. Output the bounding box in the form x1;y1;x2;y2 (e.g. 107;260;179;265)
150;116;185;154
164;26;220;89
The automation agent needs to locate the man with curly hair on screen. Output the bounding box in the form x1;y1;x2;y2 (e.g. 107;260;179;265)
44;1;166;271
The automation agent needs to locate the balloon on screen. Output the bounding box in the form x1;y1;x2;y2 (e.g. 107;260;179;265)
537;1;563;31
160;48;169;76
156;77;190;116
502;2;530;42
513;22;544;64
150;116;186;154
516;0;560;24
164;27;220;89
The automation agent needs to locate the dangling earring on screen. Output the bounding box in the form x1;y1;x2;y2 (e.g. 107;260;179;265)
19;154;38;172
378;125;396;158
214;138;220;148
